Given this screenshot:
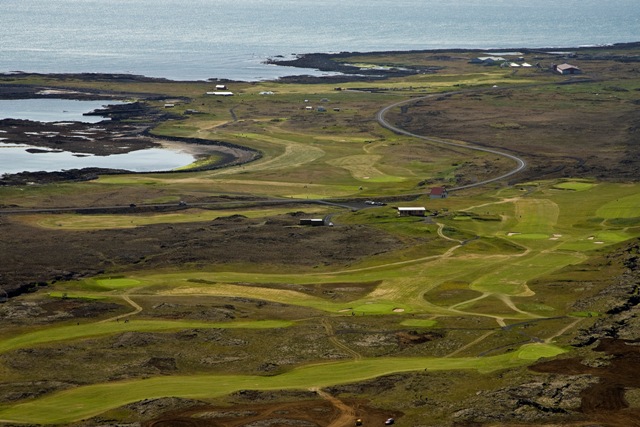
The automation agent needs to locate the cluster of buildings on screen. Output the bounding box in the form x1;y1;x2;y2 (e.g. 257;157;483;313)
299;187;449;226
470;55;582;74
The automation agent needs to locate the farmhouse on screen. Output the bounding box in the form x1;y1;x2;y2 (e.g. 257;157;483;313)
554;63;582;75
397;207;426;217
429;187;448;199
215;84;227;90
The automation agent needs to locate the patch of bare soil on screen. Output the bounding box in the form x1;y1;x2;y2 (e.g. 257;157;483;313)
0;212;406;298
0;297;123;324
139;393;396;427
530;339;640;427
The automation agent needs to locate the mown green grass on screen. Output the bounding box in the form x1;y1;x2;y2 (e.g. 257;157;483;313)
95;278;141;288
596;191;640;219
3;63;640;425
552;181;596;191
19;207;328;230
0;343;566;424
0;320;293;355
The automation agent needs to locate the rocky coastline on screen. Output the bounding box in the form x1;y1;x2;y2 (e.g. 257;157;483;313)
0;96;260;186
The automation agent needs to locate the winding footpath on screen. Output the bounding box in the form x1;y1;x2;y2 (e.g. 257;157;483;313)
375;89;527;191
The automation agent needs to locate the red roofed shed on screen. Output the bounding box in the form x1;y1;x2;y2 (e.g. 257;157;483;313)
429;187;448;199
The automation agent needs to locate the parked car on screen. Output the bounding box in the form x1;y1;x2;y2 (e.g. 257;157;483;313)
385;418;395;425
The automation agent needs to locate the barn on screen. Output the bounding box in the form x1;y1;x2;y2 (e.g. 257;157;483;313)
554;63;582;75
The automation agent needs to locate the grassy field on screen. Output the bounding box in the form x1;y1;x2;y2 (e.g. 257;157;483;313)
0;344;565;424
1;49;639;426
2;181;637;423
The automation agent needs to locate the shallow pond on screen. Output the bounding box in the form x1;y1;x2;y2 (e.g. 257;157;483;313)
0;99;198;175
0;142;195;175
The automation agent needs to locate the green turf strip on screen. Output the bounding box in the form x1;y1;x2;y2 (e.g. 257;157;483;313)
0;320;292;355
0;344;565;424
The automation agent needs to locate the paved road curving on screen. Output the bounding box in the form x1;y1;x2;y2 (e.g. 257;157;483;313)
375;90;527;192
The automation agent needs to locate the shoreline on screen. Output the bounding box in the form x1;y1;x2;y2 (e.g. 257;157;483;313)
1;41;638;185
3;41;639;84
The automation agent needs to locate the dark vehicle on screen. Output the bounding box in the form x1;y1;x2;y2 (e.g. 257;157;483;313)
385;418;395;425
355;419;363;426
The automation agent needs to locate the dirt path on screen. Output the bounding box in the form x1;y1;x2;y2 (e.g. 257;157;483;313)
436;221;463;243
445;330;497;358
322;318;363;360
545;318;583;343
313;388;357;427
99;293;142;323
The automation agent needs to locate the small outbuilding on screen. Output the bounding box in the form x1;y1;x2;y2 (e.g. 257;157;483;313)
397;207;426;217
429;187;448;199
554;63;582;75
299;218;325;226
215;84;228;90
206;91;234;96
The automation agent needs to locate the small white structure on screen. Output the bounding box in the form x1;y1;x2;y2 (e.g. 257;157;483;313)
215;84;227;90
206;91;234;96
397;207;426;217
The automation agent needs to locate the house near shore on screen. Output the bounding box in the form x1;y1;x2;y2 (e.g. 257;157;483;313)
469;56;506;66
429;187;448;199
397;207;426;217
206;91;234;96
554;63;582;75
215;84;227;90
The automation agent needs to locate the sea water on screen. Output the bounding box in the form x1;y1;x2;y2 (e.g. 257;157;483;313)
1;0;638;81
0;99;124;123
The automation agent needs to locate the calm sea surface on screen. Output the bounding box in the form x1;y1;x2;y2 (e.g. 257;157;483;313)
1;0;639;81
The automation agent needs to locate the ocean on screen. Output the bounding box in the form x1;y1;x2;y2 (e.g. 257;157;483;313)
1;0;639;81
